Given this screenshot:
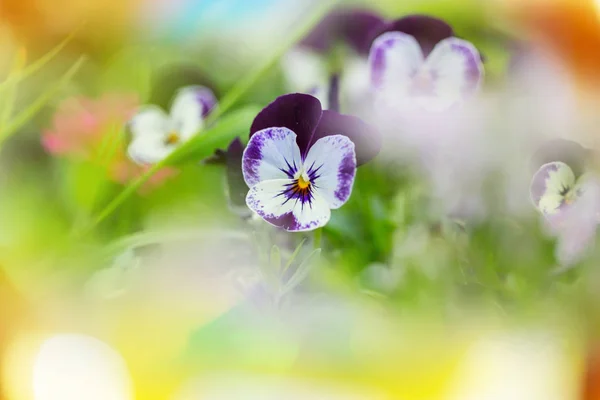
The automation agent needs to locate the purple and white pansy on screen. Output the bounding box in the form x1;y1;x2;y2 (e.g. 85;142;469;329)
368;16;484;112
242;93;380;232
530;156;600;266
530;161;586;217
127;86;217;164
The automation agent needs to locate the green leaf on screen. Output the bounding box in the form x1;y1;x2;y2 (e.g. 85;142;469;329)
281;248;321;295
282;238;307;275
168;105;260;164
0;56;86;144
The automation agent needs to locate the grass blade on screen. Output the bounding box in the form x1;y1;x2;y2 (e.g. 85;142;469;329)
0;56;86;143
0;29;80;92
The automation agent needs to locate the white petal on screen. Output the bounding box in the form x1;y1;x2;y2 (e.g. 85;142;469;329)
246;179;331;232
369;32;424;93
245;178;296;225
282;48;329;94
129;106;169;138
242;127;303;187
170;86;205;140
303;135;356;209
423;37;483;110
290;190;331;232
127;135;174;165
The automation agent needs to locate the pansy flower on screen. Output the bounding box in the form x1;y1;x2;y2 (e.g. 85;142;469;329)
282;8;384;112
368;15;484;112
530;157;600;266
127;86;217;165
242;93;380;232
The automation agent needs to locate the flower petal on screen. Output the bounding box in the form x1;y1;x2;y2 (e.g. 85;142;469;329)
242;127;303;187
128;135;174;165
312;110;380;166
300;9;386;55
250;94;323;156
128;106;169;138
369;32;424;91
303;135;356;209
531;139;590;177
246;179;331;232
424;37;483;108
372;15;454;56
170;86;216;140
245;179;296;227
530;162;576;215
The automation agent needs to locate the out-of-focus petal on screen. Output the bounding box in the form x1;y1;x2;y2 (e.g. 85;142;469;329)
312;110;380;166
128;106;169;138
372;15;454;56
369;32;424;91
127;135;173;165
303;135;356;209
242;127;302;187
531;139;590;177
250;94;323;157
530;162;576;215
169;86;212;140
424;37;483;108
300;8;385;55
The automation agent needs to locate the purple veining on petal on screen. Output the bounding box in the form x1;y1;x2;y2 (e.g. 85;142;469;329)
372;15;454;57
449;40;483;96
530;162;561;209
369;35;398;89
334;150;356;202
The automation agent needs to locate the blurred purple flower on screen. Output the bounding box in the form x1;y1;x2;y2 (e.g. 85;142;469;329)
530;159;600;266
241;93;380;232
368;15;484;113
281;8;384;112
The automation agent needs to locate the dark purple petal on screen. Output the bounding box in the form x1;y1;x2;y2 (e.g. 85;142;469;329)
301;9;385;56
250;93;323;156
531;139;591;178
312;110;380;166
372;15;454;57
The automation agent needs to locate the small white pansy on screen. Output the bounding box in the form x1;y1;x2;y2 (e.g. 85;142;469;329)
127;86;217;164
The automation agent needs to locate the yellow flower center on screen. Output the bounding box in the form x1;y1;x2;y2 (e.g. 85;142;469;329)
297;174;310;189
165;131;180;145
